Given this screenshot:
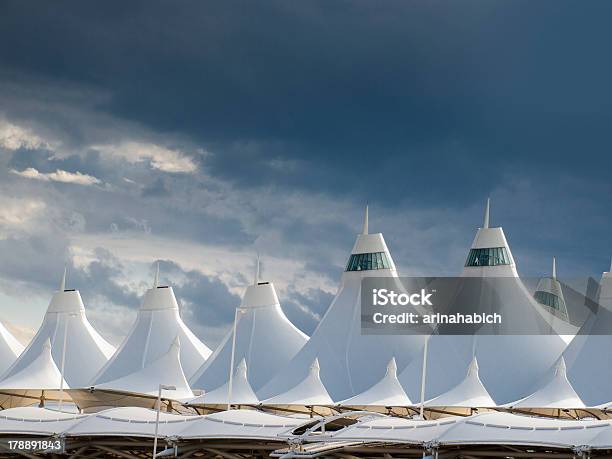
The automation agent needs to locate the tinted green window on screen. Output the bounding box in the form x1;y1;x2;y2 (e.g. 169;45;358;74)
534;291;561;310
465;247;510;267
346;252;390;271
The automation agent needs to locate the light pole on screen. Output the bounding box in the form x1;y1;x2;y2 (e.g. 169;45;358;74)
153;384;176;458
419;335;430;420
227;307;247;411
58;312;78;411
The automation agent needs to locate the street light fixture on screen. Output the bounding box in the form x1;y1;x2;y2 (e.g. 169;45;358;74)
153;384;176;458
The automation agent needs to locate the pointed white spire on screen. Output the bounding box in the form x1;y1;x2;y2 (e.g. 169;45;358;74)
362;205;369;235
554;356;567;377
385;357;397;377
467;356;479;377
483;198;490;229
237;358;248;378
171;335;180;350
310;357;320;376
153;261;160;288
59;266;67;291
552;256;557;279
254;255;260;285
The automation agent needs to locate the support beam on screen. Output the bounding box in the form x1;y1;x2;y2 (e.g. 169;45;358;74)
203;448;244;459
94;445;142;459
68;446;90;459
0;443;40;459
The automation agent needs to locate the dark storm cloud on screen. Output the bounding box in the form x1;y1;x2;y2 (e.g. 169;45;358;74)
3;0;612;206
156;260;241;328
284;286;335;335
2;0;612;339
67;248;141;309
141;177;170;198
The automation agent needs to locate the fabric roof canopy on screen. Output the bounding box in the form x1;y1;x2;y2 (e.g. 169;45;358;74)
263;358;333;406
259;208;426;401
92;276;211;386
1;274;115;388
339;358;412;408
399;201;569;405
188;358;259;406
0;321;23;376
95;336;193;400
190;264;307;393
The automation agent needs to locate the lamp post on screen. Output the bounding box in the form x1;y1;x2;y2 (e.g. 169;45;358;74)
419;335;430;419
227;307;247;411
153;384;176;458
58;312;78;411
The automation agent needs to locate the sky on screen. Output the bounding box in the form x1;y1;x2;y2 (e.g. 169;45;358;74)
1;0;612;347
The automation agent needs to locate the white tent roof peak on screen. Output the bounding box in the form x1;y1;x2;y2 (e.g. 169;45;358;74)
140;285;179;311
310;357;320;375
92;284;210;385
239;281;280;309
263;357;333;406
171;335;180;352
59;266;67;292
190;271;307;393
362;205;369;235
2;287;115;387
0;336;68;390
467;355;479;377
461;202;518;277
236;357;248;377
189;358;259;406
386;357;397;376
510;356;584;409
425;355;496;408
96;334;193;400
0;321;24;375
339;357;412;407
258;211;425;402
554;356;567;377
46;289;85;314
483;197;490;229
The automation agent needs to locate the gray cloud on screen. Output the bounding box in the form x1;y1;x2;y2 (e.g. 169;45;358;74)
1;0;612;345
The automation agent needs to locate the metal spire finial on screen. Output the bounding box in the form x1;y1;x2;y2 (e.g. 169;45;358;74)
552;256;557;279
362;205;369;235
254;254;260;285
60;266;67;291
483;197;490;229
154;261;160;288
